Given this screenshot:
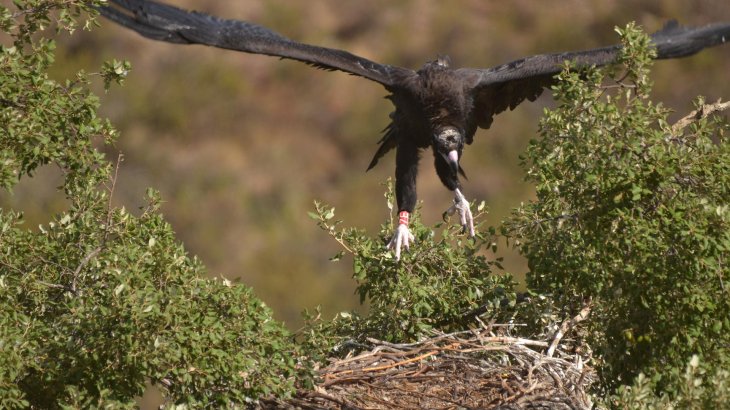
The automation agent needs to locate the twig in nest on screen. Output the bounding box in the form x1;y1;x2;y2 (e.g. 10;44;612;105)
547;301;592;357
266;330;596;409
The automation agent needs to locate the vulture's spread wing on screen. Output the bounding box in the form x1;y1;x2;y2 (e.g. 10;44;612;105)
100;0;416;88
459;21;730;133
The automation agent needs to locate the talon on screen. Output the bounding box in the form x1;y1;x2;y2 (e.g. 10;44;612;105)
443;198;463;222
388;224;414;261
388;211;415;261
447;188;475;237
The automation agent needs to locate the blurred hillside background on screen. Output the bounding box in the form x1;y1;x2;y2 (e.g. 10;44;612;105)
3;0;729;327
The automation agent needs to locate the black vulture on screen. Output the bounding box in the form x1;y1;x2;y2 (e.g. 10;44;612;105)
99;0;730;259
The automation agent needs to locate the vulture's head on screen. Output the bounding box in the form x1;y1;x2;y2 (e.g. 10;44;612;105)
433;126;463;175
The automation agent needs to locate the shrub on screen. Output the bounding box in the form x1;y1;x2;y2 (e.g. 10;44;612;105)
0;1;307;407
506;23;729;400
607;355;730;409
304;183;520;348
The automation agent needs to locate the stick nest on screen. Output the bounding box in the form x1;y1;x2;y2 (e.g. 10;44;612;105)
262;329;595;409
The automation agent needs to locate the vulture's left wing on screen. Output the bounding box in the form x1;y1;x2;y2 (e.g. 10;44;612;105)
458;21;730;134
100;0;416;88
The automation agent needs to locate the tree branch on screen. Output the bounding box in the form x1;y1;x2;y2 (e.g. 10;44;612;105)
671;99;730;135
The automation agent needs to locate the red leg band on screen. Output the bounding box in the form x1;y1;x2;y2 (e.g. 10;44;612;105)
398;211;410;226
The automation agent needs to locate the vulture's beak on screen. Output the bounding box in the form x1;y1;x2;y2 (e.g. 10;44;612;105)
444;150;459;174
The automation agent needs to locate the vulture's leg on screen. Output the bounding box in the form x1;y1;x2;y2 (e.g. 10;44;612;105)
388;143;419;260
435;152;475;237
443;188;475;236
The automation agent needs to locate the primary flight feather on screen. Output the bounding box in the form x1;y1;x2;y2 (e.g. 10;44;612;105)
100;0;730;259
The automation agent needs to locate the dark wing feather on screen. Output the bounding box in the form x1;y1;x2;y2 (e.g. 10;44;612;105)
459;21;730;134
99;0;415;87
367;120;399;171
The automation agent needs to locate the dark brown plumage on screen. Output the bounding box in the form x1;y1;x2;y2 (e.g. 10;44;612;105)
100;0;730;258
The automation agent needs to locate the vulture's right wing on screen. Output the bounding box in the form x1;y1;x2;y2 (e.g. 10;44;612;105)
100;0;416;88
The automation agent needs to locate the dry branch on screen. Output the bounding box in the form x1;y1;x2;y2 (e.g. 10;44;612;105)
671;99;730;135
547;301;592;357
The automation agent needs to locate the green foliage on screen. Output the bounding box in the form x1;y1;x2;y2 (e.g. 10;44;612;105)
507;22;729;400
606;355;730;409
306;181;518;346
0;0;128;192
1;190;305;407
2;0;100;46
1;1;307;407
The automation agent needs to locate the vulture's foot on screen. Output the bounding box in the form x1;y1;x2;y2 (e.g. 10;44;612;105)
443;188;475;236
387;211;415;261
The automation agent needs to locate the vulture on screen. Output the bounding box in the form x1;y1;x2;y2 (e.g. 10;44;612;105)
100;0;730;259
